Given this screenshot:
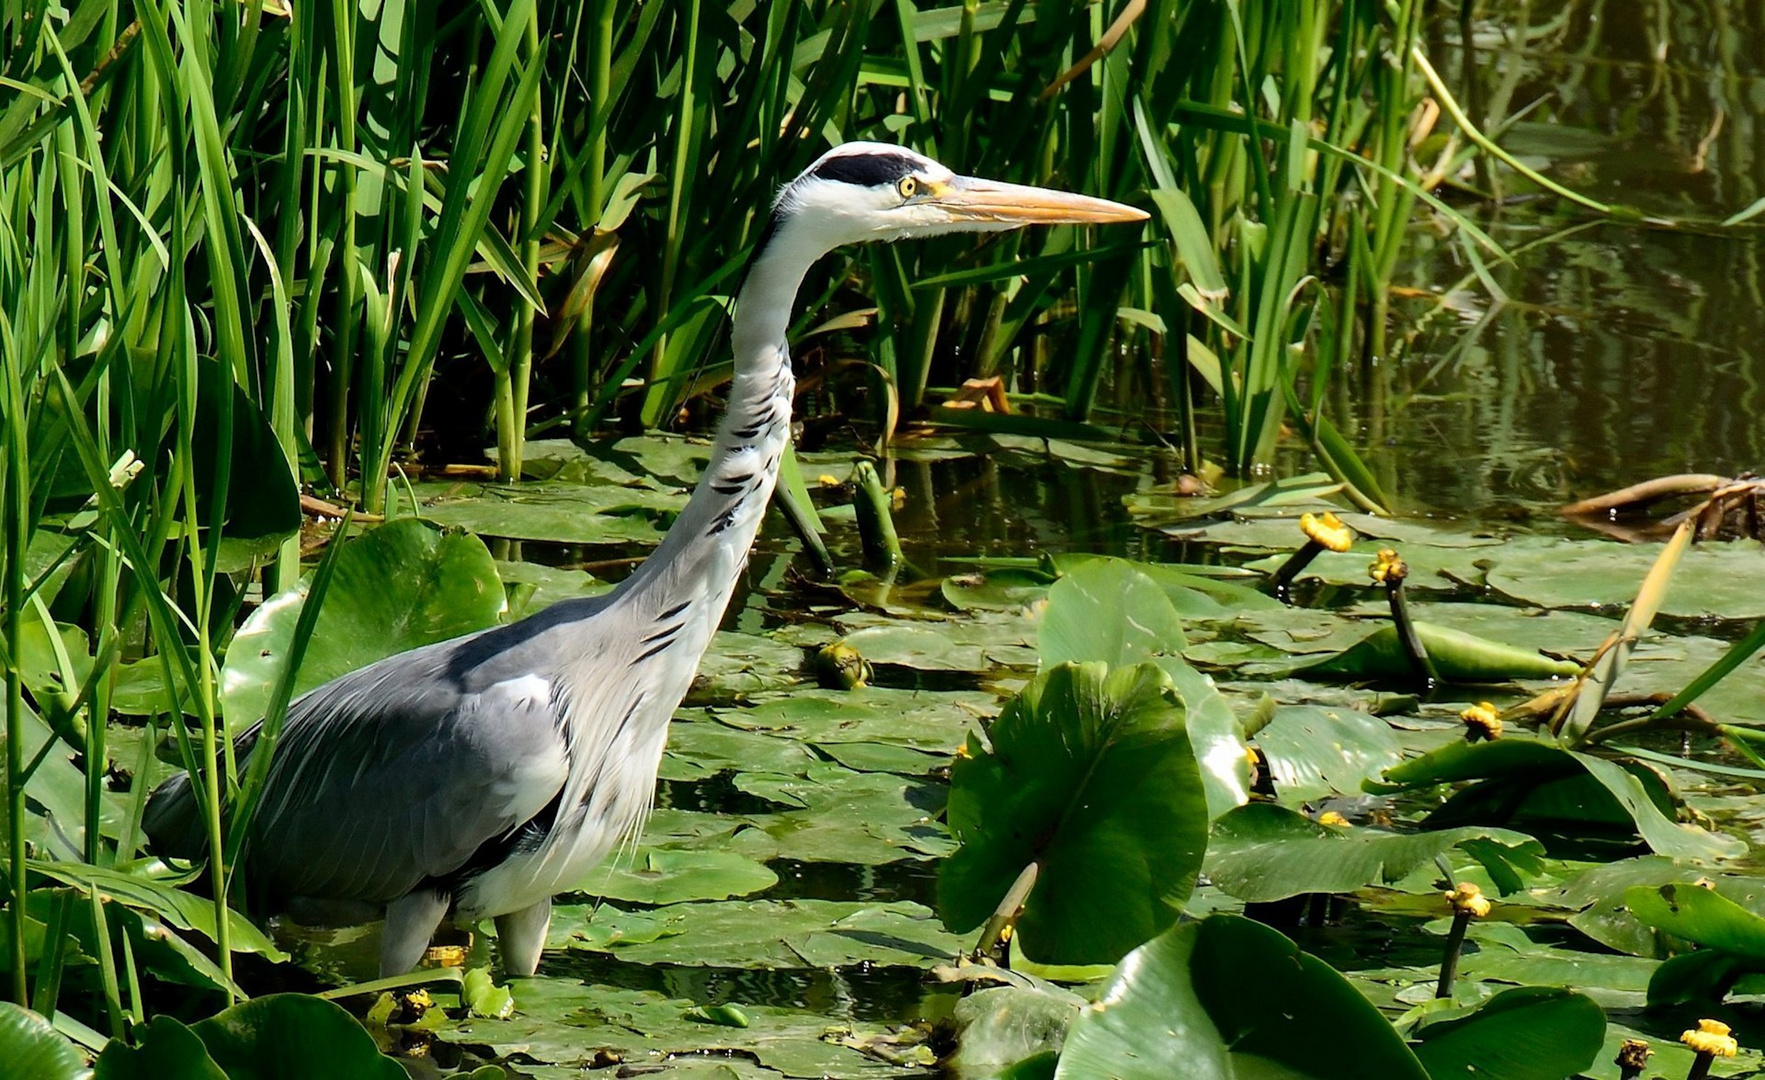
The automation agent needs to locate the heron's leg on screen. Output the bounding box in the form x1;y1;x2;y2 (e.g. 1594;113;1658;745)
493;897;552;977
381;889;450;976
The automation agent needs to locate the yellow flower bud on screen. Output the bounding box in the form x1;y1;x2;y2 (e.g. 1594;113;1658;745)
1316;811;1350;827
1459;702;1503;741
1445;882;1491;918
1369;548;1407;585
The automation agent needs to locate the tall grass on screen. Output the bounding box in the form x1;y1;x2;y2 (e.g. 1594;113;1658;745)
0;0;1509;1034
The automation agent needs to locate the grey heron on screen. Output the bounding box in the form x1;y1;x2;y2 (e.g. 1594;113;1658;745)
144;143;1147;977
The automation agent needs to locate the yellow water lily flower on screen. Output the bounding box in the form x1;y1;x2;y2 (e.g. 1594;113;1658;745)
1369;548;1407;585
1299;511;1355;553
1459;702;1503;741
1445;882;1491;918
1681;1019;1738;1057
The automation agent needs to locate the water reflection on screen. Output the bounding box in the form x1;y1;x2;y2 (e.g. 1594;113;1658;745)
1317;0;1765;517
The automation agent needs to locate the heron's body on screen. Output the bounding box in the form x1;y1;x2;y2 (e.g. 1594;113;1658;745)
144;143;1143;976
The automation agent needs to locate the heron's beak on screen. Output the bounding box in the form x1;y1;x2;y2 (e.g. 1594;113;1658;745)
935;176;1148;226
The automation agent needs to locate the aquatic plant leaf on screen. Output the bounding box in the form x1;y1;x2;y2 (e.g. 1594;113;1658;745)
1165;662;1250;819
1297;622;1580;682
430;977;914;1077
736;765;950;864
99;995;404;1079
1205;804;1542;902
1254;704;1403;803
188;994;407;1078
1410;987;1606;1080
1054;915;1430;1080
1626;882;1765;963
560;899;962;969
0;1002;85;1080
93;1014;228;1080
581;849;778;906
1558;857;1765;957
1483;538;1765;620
1375;740;1744;861
941;663;1207;965
948;981;1085;1080
27;860;286;960
941;567;1053;612
1037;559;1187;667
409;480;680;545
221;518;505;726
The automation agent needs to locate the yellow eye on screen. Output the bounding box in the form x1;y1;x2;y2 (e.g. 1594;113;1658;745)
896;176;919;199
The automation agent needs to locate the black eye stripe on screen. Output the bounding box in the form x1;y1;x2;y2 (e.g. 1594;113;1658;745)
810;152;923;188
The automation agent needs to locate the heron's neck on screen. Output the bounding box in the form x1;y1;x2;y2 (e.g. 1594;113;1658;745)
615;227;817;633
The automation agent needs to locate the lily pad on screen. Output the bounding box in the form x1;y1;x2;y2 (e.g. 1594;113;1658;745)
941;663;1208;965
1205;804;1543;903
1483;538;1765;619
1055;915;1430;1079
1410;987;1606;1080
1037;558;1187;667
1254;704;1404;803
1297;622;1581;682
579;849;779;906
561;898;963;969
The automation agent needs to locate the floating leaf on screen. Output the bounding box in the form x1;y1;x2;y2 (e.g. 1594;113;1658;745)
1254;704;1403;803
560;899;963;969
1037;559;1187;667
581;849;778;906
1055;916;1430;1079
1410;987;1606;1080
1205;804;1542;903
941;663;1208;965
98;994;404;1079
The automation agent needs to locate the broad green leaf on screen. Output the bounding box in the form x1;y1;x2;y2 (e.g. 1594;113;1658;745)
189;994;406;1078
94;1015;227;1080
0;1003;85;1080
1625;882;1765;962
1055;916;1430;1080
1254;704;1403;803
940;663;1208;965
221;518;506;725
583;849;778;906
557;899;963;969
1297;622;1581;682
1038;558;1187;667
949;981;1085;1079
1205;804;1542;902
1410;987;1606;1080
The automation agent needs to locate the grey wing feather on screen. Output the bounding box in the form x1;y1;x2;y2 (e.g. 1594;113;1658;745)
244;634;571;903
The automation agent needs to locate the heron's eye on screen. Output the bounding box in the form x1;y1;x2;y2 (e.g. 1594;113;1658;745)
896;176;919;200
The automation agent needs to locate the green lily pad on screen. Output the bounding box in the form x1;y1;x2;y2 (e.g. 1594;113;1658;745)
1410;987;1606;1080
1254;704;1404;803
1037;558;1187;667
1558;857;1765;957
1483;538;1765;620
221;518;506;725
1055;915;1430;1079
737;765;949;864
430;976;914;1077
948;980;1085;1079
1205;804;1543;903
579;849;779;906
941;568;1054;612
99;994;404;1079
411;480;681;545
561;898;963;969
941;663;1208;965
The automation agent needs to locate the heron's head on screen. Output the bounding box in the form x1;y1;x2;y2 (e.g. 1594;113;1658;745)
764;142;1147;258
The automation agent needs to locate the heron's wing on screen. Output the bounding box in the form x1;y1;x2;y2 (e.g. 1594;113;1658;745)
244;635;570;904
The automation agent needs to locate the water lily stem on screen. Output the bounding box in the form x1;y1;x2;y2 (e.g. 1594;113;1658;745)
1686;1054;1715;1080
1435;909;1469;998
974;862;1039;966
1269;540;1324;598
1374;551;1438;686
852;461;907;573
